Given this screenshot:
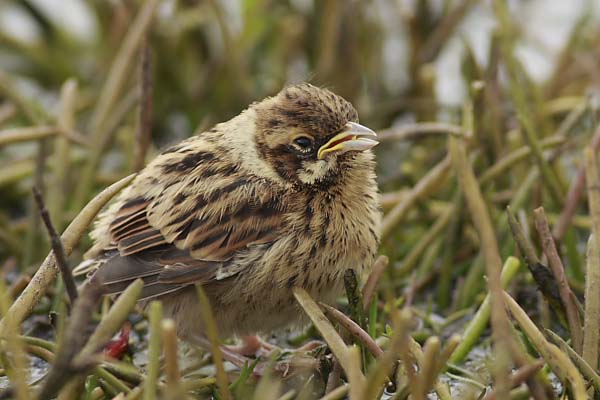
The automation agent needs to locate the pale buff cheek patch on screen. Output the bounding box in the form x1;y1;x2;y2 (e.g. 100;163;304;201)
297;158;337;184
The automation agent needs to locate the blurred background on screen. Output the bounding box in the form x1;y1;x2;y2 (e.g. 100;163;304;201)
2;1;600;398
2;0;600;259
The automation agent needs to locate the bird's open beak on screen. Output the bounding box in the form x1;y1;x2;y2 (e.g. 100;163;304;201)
317;122;379;160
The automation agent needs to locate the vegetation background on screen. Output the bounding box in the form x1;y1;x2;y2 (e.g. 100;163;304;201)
1;0;600;399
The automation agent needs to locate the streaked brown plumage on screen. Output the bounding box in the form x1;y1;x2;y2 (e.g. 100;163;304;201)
77;83;381;341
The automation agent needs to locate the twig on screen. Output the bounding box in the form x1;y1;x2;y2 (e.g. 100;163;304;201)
144;301;162;400
545;329;600;393
0;174;134;335
133;39;153;172
49;79;78;228
343;269;364;328
395;203;455;278
0;126;85;147
161;319;181;400
449;133;513;397
24;135;49;268
413;336;441;399
293;287;366;387
382;155;451;237
583;147;600;369
0;280;30;400
479;135;565;186
40;279;142;399
76;0;157;208
407;336;453;400
503;292;586;399
195;284;232;400
321;303;383;358
74;279;142;364
362;255;389;310
418;0;477;63
88;0;158;141
533;207;583;353
493;0;565;206
449;257;520;364
325;360;342;394
319;384;348;400
507;207;566;324
362;308;411;400
484;361;544;400
347;346;365;400
506;207;540;266
37;279;105;400
32;187;78;304
378;122;465;142
553;125;600;240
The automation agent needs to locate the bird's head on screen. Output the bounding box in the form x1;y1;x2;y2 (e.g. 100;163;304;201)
252;83;378;187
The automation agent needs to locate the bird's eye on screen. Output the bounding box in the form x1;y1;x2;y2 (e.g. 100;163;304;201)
293;136;313;150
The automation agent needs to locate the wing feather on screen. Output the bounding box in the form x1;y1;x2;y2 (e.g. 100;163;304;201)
92;140;287;298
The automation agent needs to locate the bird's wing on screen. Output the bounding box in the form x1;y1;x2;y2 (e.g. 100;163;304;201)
91;143;286;299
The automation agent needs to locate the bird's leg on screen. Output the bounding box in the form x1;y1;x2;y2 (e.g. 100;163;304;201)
226;335;325;358
192;334;321;377
292;340;325;352
191;335;255;369
225;335;276;357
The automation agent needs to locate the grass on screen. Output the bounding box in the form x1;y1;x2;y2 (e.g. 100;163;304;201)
1;0;600;399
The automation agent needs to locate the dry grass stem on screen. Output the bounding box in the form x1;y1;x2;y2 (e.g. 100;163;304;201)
293;287;366;388
144;301;162;400
133;39;153;172
319;385;348;400
161;319;181;399
449;257;521;364
346;346;365;400
478;135;565;186
583;147;600;369
75;279;142;363
493;0;565;206
88;0;158;138
545;329;600;393
378;122;465;142
0;174;134;335
413;336;441;399
37;279;105;399
396;203;455;277
76;0;157;207
554;126;600;240
362;308;411;400
49;79;78;225
0;126;84;147
0;3;597;398
195;284;232;400
382;155;451;237
32;187;78;304
321;303;383;358
533;207;583;353
503;292;586;399
484;361;544;400
449;134;513;396
362;255;389;310
0;280;30;400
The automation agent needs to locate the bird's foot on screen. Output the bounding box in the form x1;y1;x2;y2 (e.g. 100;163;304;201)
223;336;325;377
226;335;325;358
193;334;324;377
225;335;276;357
218;344;318;377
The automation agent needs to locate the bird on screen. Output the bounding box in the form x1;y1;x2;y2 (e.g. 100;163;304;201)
76;83;381;356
